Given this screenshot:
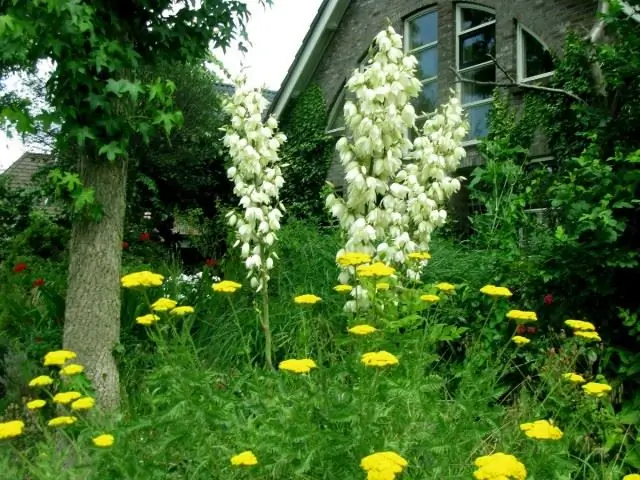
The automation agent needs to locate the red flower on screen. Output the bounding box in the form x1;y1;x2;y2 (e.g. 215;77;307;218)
516;325;526;334
205;258;218;268
544;294;553;305
122;241;129;249
13;263;27;273
32;278;45;288
139;232;150;242
527;326;537;334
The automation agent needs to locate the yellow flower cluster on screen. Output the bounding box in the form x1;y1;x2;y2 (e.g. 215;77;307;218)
360;451;408;480
623;475;640;480
294;294;322;304
334;284;353;293
92;434;115;448
151;298;177;312
407;252;431;261
43;350;76;366
136;313;160;326
563;373;586;384
28;375;54;387
480;285;513;298
47;416;77;427
564;319;601;341
348;324;378;335
60;364;84;376
71;397;96;411
361;351;399;367
279;358;317;374
212;280;242;293
170;306;195;316
357;262;396;278
0;420;25;440
337;252;372;267
53;391;82;405
511;335;530;346
27;399;46;410
582;382;612;398
506;310;537;323
231;450;258;466
420;294;440;303
436;282;455;293
520;419;563;440
120;271;164;288
473;452;526;480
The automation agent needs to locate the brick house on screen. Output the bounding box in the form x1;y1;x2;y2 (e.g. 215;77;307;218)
267;0;607;192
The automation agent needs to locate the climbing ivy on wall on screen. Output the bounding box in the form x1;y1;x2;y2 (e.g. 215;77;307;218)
278;84;335;221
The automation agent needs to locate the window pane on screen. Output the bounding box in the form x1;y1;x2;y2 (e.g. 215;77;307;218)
466;103;492;140
523;30;554;78
328;96;345;131
461;65;495;104
415;46;438;80
461;8;494;32
413;81;437;115
409;11;437;49
459;25;496;69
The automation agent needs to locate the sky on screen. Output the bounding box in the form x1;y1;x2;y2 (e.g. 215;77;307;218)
0;0;323;172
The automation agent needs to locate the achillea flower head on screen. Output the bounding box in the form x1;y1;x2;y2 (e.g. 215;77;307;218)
361;351;399;367
407;252;431;261
360;451;408;479
336;252;372;267
136;314;160;326
506;310;537;323
436;282;455;293
582;382;612;397
334;284;353;293
26;399;46;410
47;416;77;427
623;475;640;480
512;335;530;345
71;397;95;411
230;450;258;466
151;298;177;312
480;284;513;298
43;350;77;366
563;373;586;384
170;306;195;316
294;294;322;304
28;375;54;387
574;330;601;342
520;419;563;440
357;262;396;278
212;280;241;293
0;420;25;439
473;452;526;480
279;358;317;374
348;324;378;335
53;391;82;405
92;434;115;448
120;271;164;288
564;319;595;331
420;294;440;303
60;364;84;376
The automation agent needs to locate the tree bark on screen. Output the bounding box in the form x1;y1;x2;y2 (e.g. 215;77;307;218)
63;155;127;411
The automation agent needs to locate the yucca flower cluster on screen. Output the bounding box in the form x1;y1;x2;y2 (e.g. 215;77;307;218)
223;74;286;292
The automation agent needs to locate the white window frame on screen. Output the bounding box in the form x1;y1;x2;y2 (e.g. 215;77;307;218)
455;3;496;146
404;7;439;129
516;24;554;83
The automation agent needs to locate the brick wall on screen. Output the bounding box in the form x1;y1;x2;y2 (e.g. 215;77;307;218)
312;0;597;186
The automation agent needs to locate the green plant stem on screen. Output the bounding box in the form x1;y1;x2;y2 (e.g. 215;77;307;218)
226;296;253;367
260;271;274;371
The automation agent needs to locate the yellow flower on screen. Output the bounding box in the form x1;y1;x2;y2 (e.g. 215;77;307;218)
564;319;596;331
336;252;372;267
582;382;612;397
333;284;353;293
512;335;530;345
420;294;440;303
436;282;455;293
376;282;390;291
473;452;527;480
279;358;317;374
520;419;563;440
506;310;537;323
60;364;84;376
26;399;46;410
230;450;258;466
151;298;177;312
0;420;25;440
361;351;399;367
53;391;82;405
170;306;195;316
71;397;95;411
212;280;241;293
92;434;115;448
47;416;77;427
120;270;164;288
623;475;640;480
574;330;601;342
563;373;586;384
360;451;408;478
28;375;54;387
43;350;77;366
356;262;396;278
294;294;322;304
348;324;378;335
407;252;431;261
136;313;160;326
480;284;513;298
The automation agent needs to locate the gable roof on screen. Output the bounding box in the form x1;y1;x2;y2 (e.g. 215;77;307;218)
1;152;53;190
267;0;351;119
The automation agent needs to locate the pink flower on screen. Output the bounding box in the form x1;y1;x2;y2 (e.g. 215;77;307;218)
544;294;553;305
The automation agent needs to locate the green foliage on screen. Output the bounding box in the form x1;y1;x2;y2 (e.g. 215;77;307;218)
278;85;335;221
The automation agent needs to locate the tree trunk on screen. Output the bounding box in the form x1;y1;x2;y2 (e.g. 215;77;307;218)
63;155;127;411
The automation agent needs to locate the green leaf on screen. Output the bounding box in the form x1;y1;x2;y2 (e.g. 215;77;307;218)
98;142;125;161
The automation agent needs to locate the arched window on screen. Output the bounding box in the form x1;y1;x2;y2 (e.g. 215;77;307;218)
456;4;496;141
517;24;554;82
